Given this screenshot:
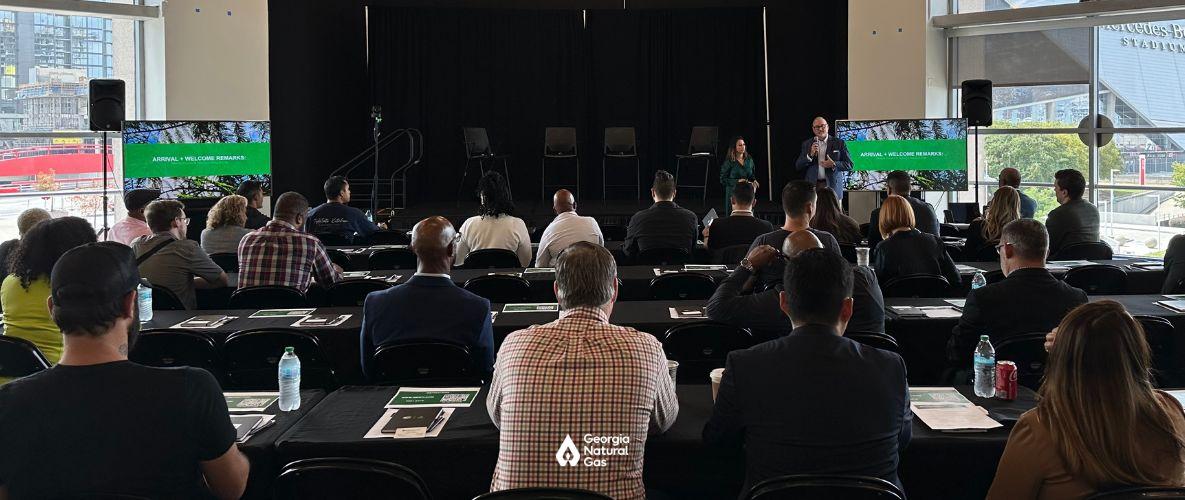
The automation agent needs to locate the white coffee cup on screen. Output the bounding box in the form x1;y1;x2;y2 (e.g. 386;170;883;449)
710;368;726;402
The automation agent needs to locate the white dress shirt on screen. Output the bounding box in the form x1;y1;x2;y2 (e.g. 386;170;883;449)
456;214;533;267
535;211;604;267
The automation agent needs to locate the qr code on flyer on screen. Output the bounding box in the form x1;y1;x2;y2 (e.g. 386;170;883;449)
440;393;468;404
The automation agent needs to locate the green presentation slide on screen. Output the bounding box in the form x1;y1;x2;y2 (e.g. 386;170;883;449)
848;139;966;172
124;142;271;179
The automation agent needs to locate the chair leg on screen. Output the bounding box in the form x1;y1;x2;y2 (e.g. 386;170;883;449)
635;157;641;201
502;157;513;201
576;157;581;201
602;156;607;202
541;158;546;201
456;158;473;206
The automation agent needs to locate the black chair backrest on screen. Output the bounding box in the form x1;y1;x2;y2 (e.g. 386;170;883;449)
1062;264;1128;294
325;248;355;271
715;244;750;266
940;223;961;238
370;342;481;386
663;321;754;383
0;335;50;379
838;243;858;263
972;243;1001;262
687;126;719;155
210;252;239;272
601;224;627;242
476;488;613;500
1134;315;1178;388
1050;241;1113;260
604;127;637;155
984;269;1005;285
129;329;220;377
229;286;308;309
995;333;1049;391
221;328;335;390
1086;487;1185;499
544;127;578;156
636;247;691;266
314;233;353;246
464;275;532;303
650;272;717;300
463;248;521;269
463;127;493;157
369;231;411;245
746;474;905;500
326;279;391;307
880;274;950;298
845;331;900;354
369;248;418;270
275;458;432;500
150;284;186;311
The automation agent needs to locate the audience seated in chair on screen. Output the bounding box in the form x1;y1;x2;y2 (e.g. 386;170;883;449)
866;170;940;249
872;194;960;287
238;192;343;292
965;186;1021;257
703;247;911;495
105;188;158;246
0;242;249;499
707;230;884;341
132;200;228;310
1;217;97;364
1046;168;1100;257
456;171;532;268
748;180;842;289
536;189;603;268
999;168;1037;219
306;175;385;244
810;186;861;245
200;195;253;256
1163;234;1185;294
0;208;50;287
360;216;494;380
946;219;1086;372
236;180;271;230
704;181;774;251
624;170;698;260
987;301;1185;499
487;242;677;499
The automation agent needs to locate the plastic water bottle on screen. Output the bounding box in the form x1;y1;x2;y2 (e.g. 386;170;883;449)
278;347;301;411
971;272;987;290
137;279;153;323
364;209;374;223
973;335;996;398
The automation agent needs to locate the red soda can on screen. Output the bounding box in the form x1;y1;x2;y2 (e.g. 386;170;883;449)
995;361;1017;400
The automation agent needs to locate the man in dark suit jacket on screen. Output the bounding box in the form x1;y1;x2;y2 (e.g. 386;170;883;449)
1045;168;1100;257
624;170;699;258
866;170;941;248
359;216;494;380
794;116;853;200
707;230;885;341
704;248;911;495
236;180;271;230
946;219;1087;369
999;168;1037;219
704;181;774;252
748;180;842;288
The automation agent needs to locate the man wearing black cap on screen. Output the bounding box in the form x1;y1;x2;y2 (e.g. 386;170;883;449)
106;188;159;245
0;242;249;499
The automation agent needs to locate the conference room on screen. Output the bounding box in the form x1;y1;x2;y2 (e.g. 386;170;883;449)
5;1;1185;499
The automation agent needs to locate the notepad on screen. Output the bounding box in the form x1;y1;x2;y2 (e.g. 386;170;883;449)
224;392;280;412
230;414;275;443
1156;300;1185;313
652;268;681;276
291;314;351;327
909;387;1001;432
386;387;482;408
172;315;236;329
502;303;559;313
364;408;455;439
523;268;555;274
669;307;706;319
341;271;371;279
249;309;315;319
683;264;728;271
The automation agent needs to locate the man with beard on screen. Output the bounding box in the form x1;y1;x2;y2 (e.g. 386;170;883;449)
0;242;249;499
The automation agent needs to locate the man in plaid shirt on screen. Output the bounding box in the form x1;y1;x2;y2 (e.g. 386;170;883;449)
487;241;678;499
237;192;342;292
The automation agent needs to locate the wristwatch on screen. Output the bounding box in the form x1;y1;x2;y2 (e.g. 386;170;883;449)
739;258;755;272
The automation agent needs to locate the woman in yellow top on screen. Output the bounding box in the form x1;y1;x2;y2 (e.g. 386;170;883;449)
1;216;97;364
987;301;1185;499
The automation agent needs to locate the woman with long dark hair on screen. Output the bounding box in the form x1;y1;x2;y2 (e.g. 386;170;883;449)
988;301;1185;498
719;136;757;210
1;217;98;363
456;171;532;267
810;187;860;245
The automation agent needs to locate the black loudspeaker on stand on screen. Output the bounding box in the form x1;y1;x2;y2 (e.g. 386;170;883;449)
961;79;992;205
89;79;125;238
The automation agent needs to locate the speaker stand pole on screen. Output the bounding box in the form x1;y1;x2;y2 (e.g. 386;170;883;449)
371;106;382;217
101;130;110;237
973;125;980;207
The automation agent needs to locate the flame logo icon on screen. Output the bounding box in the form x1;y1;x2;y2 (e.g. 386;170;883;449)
556;434;580;466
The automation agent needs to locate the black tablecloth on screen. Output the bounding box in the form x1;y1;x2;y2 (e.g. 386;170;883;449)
238;389;326;499
272;385;1034;500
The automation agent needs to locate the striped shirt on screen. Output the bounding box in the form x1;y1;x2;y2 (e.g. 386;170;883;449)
486;306;679;499
237;220;341;292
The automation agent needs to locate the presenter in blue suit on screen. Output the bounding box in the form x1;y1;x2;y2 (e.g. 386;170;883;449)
795;116;853;201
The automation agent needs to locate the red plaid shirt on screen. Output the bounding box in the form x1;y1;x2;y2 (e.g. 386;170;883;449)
486;306;679;499
237;220;341;292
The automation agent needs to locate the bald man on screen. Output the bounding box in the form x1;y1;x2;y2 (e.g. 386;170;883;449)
794;116;852;201
358;216;494;380
706;229;884;340
998;168;1037;218
535;189;603;267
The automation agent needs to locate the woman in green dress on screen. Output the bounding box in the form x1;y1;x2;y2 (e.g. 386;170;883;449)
719;136;757;211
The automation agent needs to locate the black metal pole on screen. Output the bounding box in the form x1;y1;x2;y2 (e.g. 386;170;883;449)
371;106;382;216
101;130;109;235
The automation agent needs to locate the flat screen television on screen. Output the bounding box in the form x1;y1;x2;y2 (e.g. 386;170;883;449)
121;120;271;199
838;118;968;192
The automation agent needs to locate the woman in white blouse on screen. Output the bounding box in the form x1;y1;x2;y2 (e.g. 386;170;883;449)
456;171;532;267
